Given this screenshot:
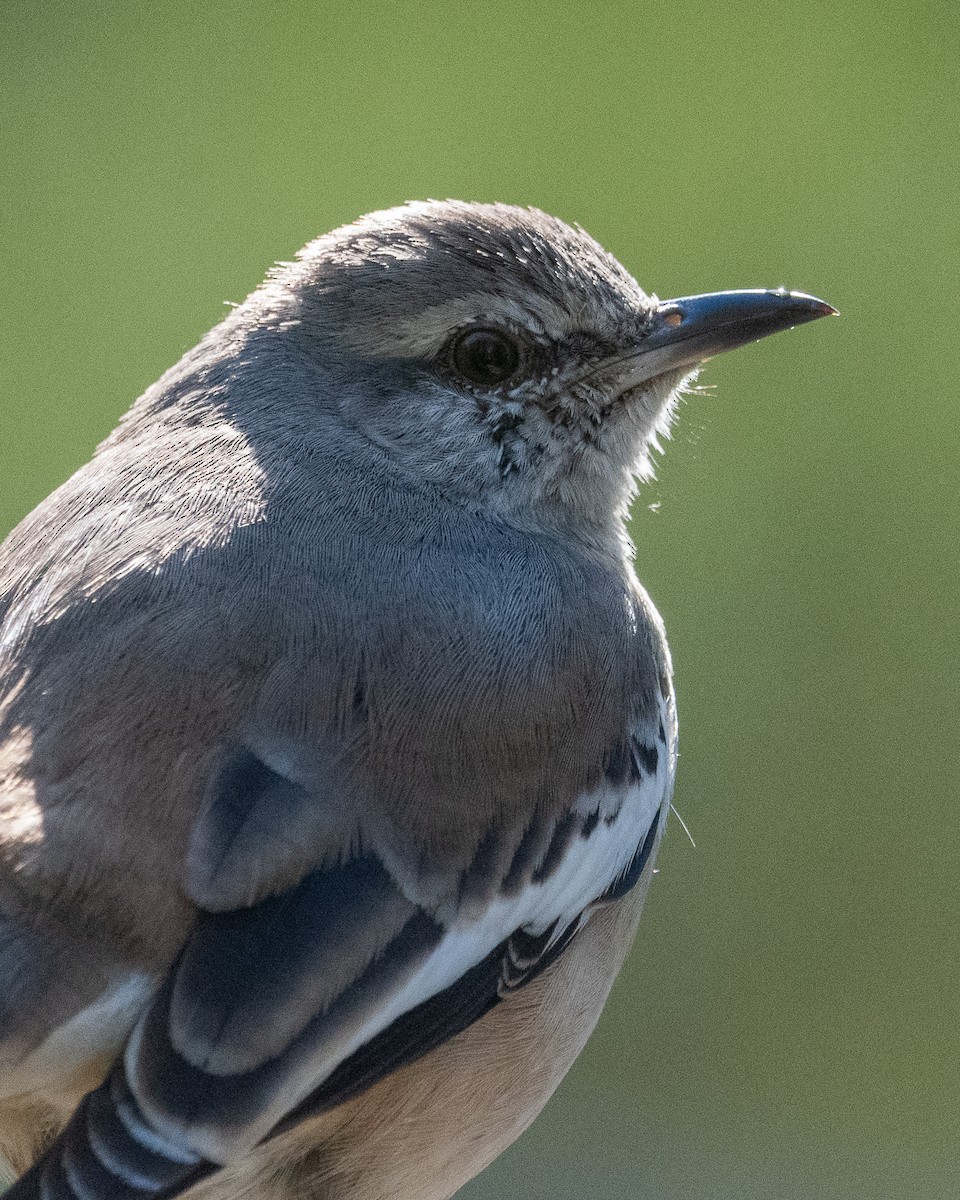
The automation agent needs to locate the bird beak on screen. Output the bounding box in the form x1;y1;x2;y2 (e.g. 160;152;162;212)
620;289;838;383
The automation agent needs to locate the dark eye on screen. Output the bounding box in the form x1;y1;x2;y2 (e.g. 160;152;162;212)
451;328;520;387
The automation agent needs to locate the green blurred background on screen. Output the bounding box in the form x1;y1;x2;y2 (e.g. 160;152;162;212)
2;2;958;1197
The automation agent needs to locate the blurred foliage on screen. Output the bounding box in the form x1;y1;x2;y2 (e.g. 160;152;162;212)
1;1;958;1197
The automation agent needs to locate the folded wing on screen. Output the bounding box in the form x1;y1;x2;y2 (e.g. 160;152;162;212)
9;711;672;1200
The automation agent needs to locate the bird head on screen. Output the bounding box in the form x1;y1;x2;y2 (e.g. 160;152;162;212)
240;201;834;541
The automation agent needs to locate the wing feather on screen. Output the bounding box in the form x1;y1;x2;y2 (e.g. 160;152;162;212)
5;707;672;1200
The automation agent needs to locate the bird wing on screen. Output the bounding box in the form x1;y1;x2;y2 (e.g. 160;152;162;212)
7;710;673;1200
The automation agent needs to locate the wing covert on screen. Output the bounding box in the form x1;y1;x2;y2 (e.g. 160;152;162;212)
6;704;673;1200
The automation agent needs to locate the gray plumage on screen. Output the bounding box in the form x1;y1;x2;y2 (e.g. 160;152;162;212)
0;201;833;1200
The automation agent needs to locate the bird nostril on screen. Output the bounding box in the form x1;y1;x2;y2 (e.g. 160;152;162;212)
662;309;684;328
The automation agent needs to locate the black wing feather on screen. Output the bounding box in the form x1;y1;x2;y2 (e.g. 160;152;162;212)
4;725;665;1200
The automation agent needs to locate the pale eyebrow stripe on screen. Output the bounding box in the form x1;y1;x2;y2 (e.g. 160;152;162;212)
341;293;574;358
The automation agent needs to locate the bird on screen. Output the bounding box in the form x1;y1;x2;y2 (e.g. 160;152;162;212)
0;200;834;1200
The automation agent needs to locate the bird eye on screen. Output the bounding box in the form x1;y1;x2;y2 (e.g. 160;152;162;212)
451;328;521;387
